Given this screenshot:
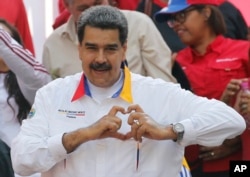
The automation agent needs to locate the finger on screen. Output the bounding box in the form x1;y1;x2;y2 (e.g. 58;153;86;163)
199;151;215;161
127;104;144;113
227;90;235;95
108;106;126;116
106;122;121;132
101;115;122;130
109;132;127;140
136;126;145;142
127;112;142;125
124;131;133;140
231;78;245;85
200;146;215;152
131;123;139;141
227;84;239;92
228;79;242;90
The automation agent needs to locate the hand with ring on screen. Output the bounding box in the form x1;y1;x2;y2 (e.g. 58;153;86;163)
199;136;241;161
198;146;218;161
126;104;170;142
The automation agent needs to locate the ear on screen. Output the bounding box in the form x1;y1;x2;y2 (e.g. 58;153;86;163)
78;44;83;61
202;6;212;20
122;40;127;62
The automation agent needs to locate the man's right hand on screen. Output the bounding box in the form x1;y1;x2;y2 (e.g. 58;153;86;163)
62;106;126;153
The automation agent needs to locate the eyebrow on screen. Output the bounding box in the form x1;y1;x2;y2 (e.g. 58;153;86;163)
84;42;119;48
106;44;119;48
85;42;96;47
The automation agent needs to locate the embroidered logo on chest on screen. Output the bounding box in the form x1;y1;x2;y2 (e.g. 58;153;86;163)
58;109;85;119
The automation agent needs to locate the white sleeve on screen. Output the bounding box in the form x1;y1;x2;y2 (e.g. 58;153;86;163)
0;29;52;104
165;85;246;147
11;88;67;176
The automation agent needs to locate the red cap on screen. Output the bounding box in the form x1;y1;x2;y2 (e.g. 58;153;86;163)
186;0;223;6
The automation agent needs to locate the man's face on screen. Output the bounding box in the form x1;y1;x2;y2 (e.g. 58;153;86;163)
67;0;109;23
78;26;127;88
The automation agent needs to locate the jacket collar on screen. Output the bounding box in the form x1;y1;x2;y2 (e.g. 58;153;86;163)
71;66;133;103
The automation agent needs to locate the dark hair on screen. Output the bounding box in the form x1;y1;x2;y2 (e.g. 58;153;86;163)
207;5;226;35
193;5;226;35
0;18;31;124
77;5;128;45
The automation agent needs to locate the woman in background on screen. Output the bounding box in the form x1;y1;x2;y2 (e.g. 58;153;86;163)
0;18;52;177
155;0;250;177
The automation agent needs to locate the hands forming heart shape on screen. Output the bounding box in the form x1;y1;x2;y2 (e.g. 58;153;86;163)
91;104;167;142
63;104;171;153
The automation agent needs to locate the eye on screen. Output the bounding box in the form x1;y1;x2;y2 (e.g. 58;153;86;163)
181;12;186;18
176;12;185;21
106;47;117;51
105;45;118;51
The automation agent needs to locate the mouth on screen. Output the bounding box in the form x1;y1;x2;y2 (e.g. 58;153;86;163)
176;29;185;36
92;68;111;76
93;68;111;72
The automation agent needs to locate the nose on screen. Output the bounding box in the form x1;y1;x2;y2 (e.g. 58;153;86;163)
95;50;107;63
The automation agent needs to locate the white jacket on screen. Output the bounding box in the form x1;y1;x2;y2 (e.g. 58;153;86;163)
11;69;245;177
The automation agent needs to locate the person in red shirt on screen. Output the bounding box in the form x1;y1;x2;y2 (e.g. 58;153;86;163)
221;78;250;161
0;0;35;55
155;0;250;177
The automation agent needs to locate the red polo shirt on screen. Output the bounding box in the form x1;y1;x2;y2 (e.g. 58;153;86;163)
0;0;35;55
177;35;250;172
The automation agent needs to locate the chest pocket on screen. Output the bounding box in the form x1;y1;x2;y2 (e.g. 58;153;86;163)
205;59;247;96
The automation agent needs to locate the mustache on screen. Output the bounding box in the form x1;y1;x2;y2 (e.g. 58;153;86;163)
90;62;112;71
